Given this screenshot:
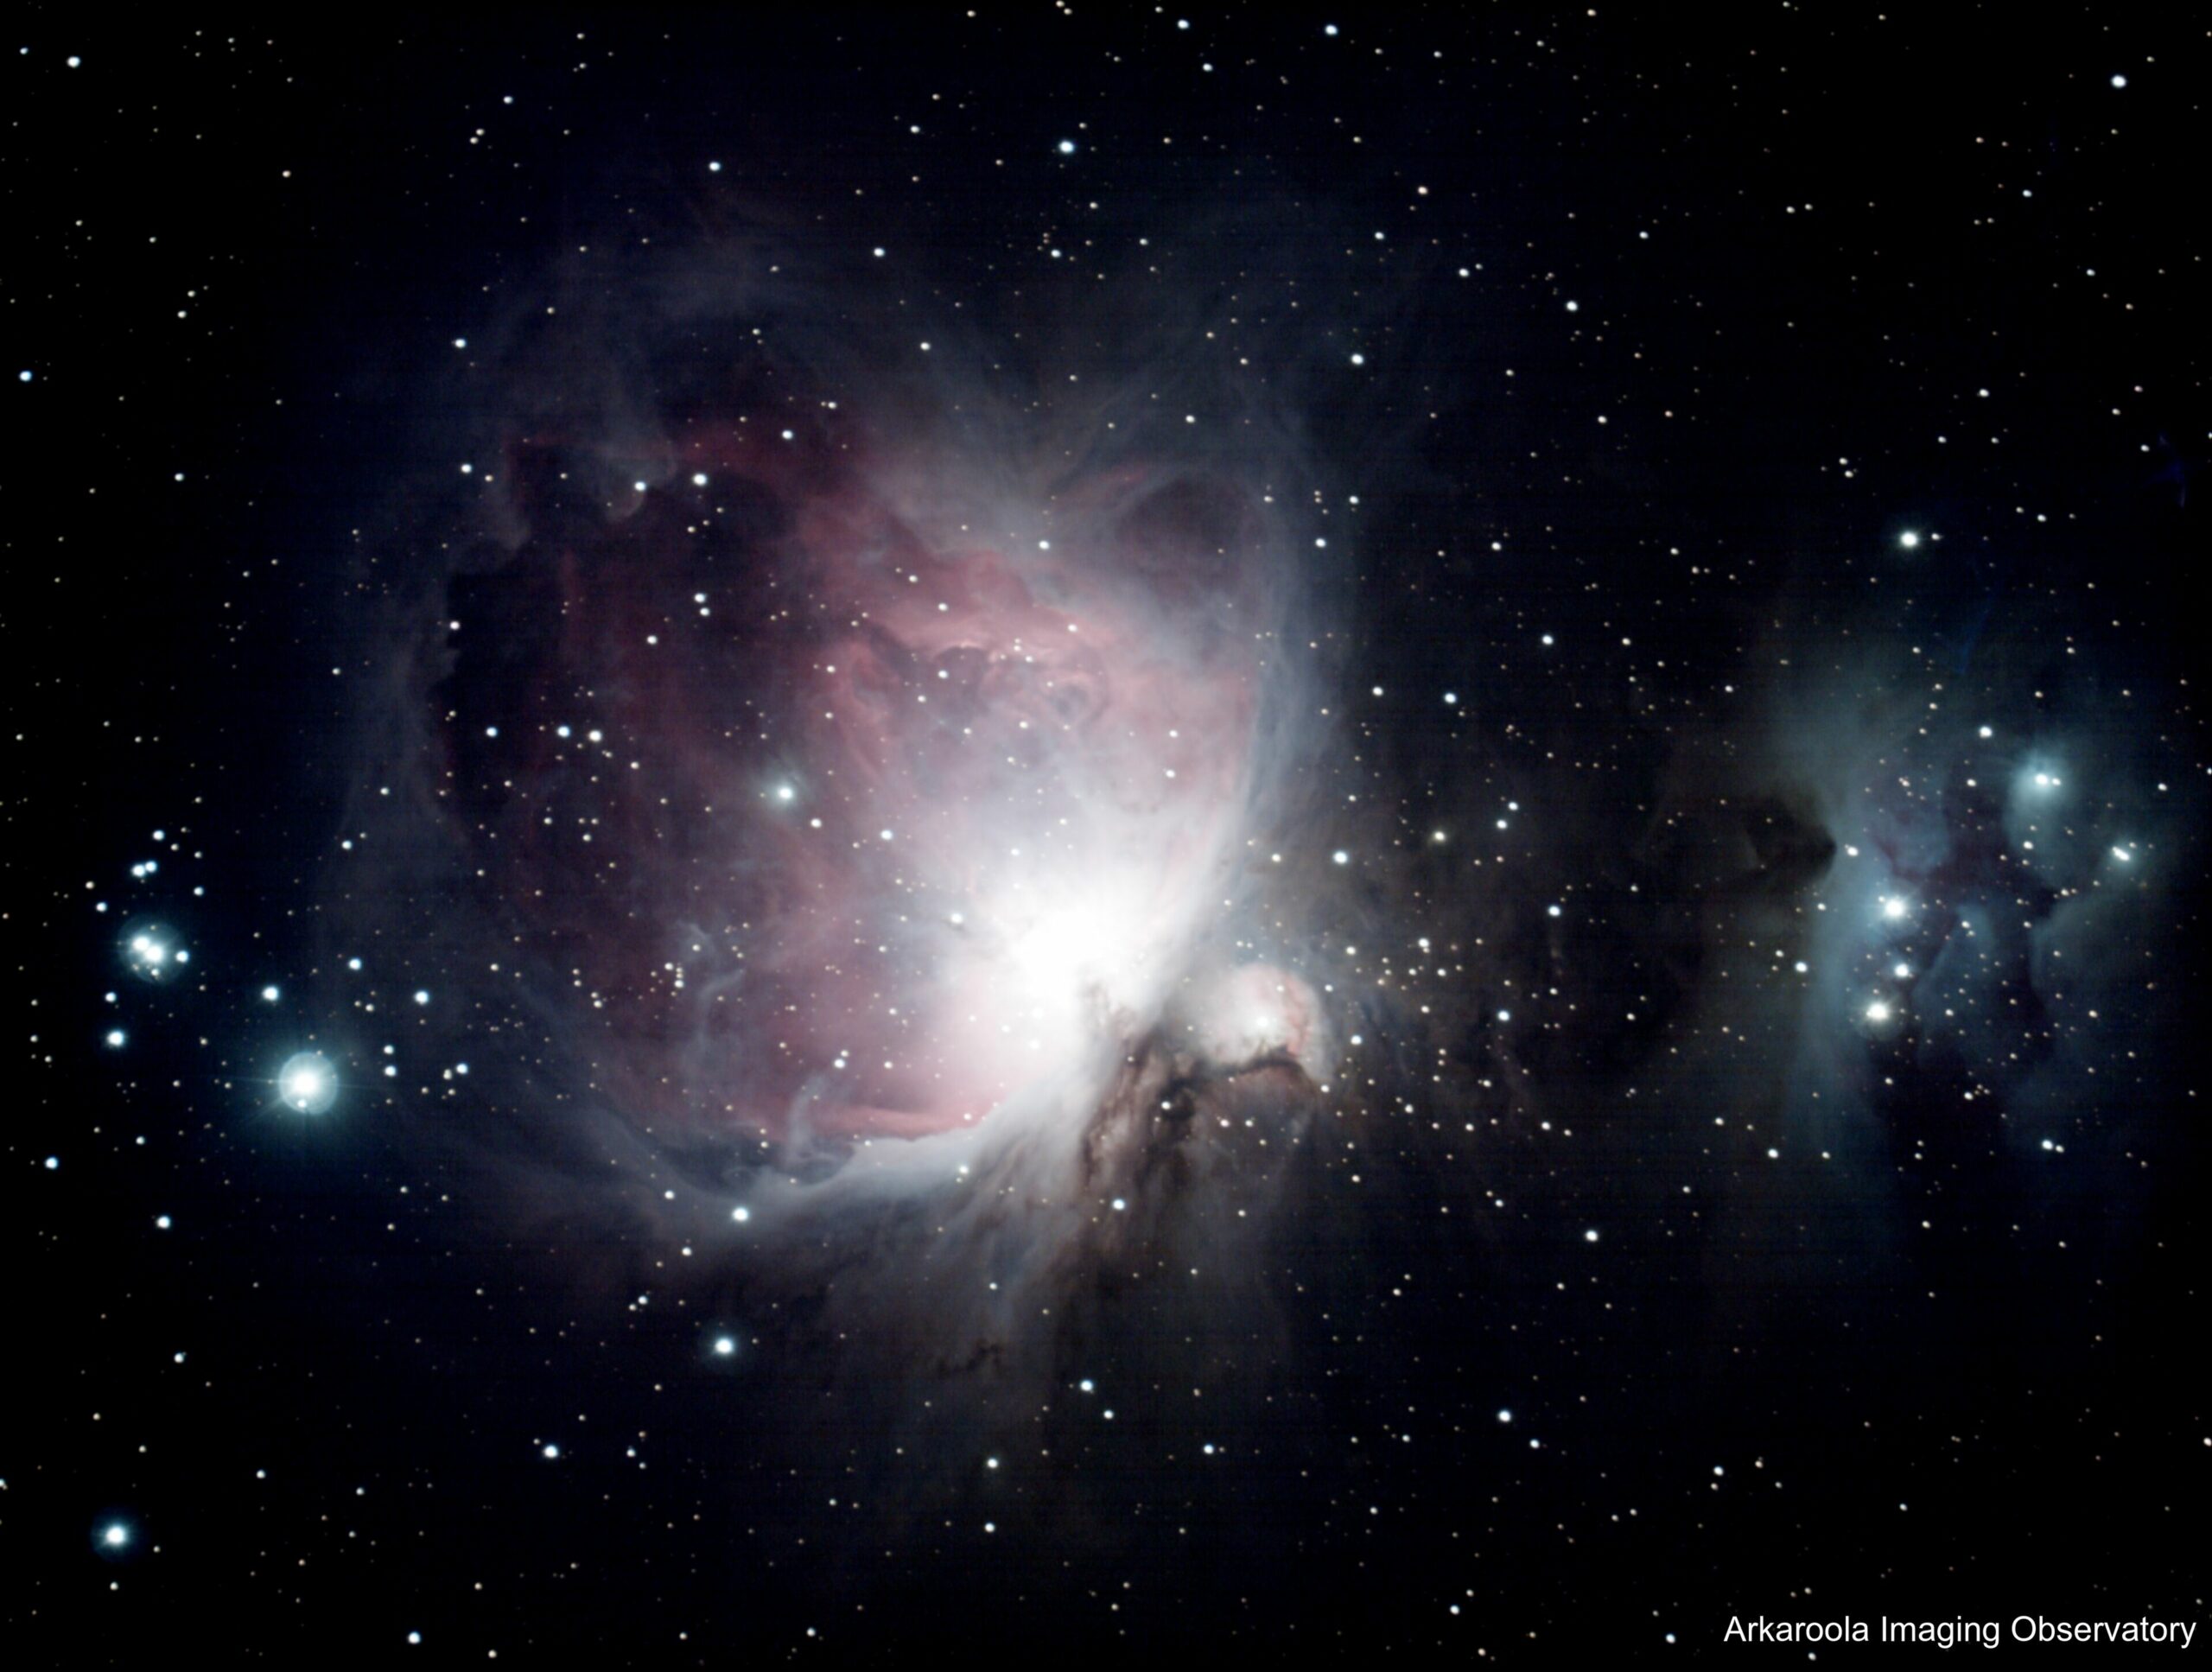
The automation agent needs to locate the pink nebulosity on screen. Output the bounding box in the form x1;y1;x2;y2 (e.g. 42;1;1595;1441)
438;411;1296;1151
1179;962;1331;1082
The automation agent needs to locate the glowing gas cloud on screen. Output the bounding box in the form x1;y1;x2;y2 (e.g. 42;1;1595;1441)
348;233;1347;1283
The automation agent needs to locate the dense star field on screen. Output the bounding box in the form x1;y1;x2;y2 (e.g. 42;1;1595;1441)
7;6;2206;1662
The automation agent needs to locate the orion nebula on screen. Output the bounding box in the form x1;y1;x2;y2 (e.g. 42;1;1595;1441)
340;237;1357;1413
22;10;2205;1659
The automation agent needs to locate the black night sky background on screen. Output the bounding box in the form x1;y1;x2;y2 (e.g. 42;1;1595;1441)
7;5;2208;1663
